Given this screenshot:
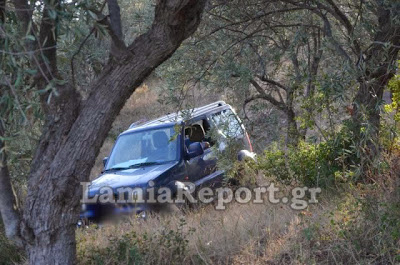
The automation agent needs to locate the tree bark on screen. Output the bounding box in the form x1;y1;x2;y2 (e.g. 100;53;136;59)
352;2;400;165
285;86;303;147
107;0;124;59
286;107;301;147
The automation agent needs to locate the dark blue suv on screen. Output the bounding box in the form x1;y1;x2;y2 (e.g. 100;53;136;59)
80;101;254;222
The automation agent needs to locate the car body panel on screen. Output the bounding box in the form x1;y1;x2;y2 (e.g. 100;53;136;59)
89;161;179;194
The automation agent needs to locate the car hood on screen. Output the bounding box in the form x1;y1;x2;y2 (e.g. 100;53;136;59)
89;161;178;194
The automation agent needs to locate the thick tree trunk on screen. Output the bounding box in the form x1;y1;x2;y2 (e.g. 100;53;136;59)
285;86;302;147
352;79;385;158
11;1;208;264
351;3;400;167
28;228;76;265
286;107;301;147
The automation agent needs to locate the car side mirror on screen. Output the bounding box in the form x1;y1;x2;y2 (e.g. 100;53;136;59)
103;157;108;167
186;142;204;159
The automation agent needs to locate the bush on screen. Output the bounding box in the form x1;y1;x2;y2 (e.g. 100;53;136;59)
258;126;359;187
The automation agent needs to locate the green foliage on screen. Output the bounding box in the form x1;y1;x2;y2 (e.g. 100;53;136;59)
154;0;370;152
257;125;359;187
364;199;400;245
226;159;259;188
382;63;400;152
325;191;400;264
0;11;43;186
386;71;400;122
293;184;400;264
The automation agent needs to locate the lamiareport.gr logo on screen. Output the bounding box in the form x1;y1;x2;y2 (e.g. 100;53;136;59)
81;181;321;210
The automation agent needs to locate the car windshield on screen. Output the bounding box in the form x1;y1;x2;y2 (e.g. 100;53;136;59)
106;125;180;170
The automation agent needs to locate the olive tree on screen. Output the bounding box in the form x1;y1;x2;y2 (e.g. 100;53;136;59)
281;0;400;166
161;0;400;164
0;0;207;264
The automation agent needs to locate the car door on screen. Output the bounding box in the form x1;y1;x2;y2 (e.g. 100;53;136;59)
184;122;218;183
185;146;220;187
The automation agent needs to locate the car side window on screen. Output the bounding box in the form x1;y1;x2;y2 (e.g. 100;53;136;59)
211;109;243;138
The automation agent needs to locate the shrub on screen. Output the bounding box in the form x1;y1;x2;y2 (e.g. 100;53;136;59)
382;70;400;154
257;126;359;187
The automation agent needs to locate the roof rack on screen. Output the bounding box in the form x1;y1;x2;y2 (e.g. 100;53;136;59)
128;118;147;129
126;101;228;131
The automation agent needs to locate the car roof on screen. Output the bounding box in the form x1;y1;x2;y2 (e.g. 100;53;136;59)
121;100;231;135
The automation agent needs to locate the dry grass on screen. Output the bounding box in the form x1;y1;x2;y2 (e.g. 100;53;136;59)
76;201;309;264
77;156;400;265
257;156;400;265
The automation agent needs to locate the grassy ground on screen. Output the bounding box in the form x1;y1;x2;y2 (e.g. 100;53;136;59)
4;171;398;265
77;150;400;265
76;168;400;265
77;199;308;264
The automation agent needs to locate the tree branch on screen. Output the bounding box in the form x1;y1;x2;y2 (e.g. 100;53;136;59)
70;1;109;89
257;75;289;92
319;11;353;65
11;0;34;32
244;94;267;105
106;0;124;59
290;46;302;82
323;0;361;55
0;0;5;25
38;0;60;75
70;27;96;88
281;0;354;65
11;0;37;51
249;78;287;112
199;7;304;41
87;1;128;58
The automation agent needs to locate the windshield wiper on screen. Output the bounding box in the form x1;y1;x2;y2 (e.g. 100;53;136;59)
103;166;131;172
129;161;162;168
104;162;162;172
